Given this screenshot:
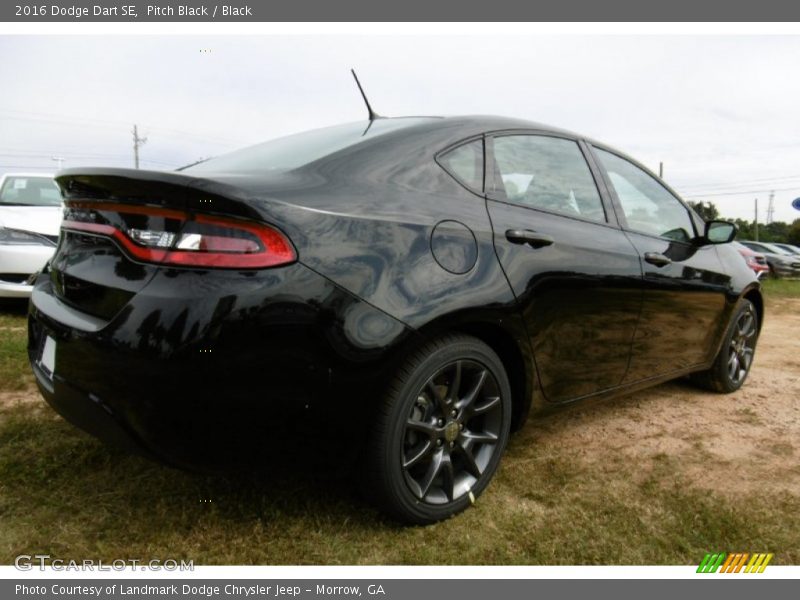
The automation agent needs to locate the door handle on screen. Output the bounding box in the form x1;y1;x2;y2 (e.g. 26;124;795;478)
644;252;672;267
505;229;555;249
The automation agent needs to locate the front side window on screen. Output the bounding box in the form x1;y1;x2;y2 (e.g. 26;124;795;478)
595;148;695;242
491;135;606;222
438;139;483;192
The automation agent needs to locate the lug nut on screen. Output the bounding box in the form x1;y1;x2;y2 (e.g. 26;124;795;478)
450;410;457;417
449;441;455;448
436;439;443;446
459;423;464;430
438;419;444;426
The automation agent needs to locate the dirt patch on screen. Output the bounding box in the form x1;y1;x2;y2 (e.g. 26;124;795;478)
513;298;800;498
0;388;40;409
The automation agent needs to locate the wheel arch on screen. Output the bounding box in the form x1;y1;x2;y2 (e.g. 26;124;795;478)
406;314;535;432
743;285;765;333
456;322;532;431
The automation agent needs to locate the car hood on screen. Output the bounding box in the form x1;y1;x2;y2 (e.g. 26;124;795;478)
0;206;63;236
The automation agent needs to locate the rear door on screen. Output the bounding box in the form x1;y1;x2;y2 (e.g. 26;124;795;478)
485;133;643;403
589;146;731;381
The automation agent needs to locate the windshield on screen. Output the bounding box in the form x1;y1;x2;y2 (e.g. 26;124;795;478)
0;176;61;207
183;118;435;173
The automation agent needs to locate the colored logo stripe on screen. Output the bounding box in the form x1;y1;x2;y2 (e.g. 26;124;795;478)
697;552;773;573
697;553;726;573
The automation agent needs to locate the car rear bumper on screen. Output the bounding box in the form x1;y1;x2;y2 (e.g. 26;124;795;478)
31;357;155;458
27;262;411;468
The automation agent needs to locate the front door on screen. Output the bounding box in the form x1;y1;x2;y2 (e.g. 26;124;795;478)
590;146;731;382
485;133;643;403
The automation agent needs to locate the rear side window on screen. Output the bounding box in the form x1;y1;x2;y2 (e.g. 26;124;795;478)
595;148;696;242
438;139;484;193
490;135;606;222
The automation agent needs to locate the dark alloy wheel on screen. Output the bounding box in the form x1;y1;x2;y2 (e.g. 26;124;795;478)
365;334;512;524
693;299;759;393
403;359;503;504
726;304;757;386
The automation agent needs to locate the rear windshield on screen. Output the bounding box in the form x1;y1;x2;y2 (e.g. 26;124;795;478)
184;118;435;174
0;176;61;206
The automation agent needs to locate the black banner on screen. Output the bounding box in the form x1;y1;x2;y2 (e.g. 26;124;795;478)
5;579;800;600
3;0;800;22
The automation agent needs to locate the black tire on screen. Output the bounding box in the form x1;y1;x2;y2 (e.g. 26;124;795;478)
692;299;759;393
364;334;512;525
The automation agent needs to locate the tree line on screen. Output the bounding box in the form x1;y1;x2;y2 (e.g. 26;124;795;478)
687;201;800;245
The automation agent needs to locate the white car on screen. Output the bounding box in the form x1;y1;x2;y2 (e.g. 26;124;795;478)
0;173;63;298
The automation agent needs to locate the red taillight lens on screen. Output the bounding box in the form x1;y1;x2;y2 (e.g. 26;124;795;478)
61;203;296;269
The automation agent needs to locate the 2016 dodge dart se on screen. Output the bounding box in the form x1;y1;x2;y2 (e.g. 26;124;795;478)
28;115;762;524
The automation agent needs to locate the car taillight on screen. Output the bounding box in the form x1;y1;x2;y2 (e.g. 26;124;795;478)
61;203;296;269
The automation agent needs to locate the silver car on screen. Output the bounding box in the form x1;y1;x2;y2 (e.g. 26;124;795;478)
739;240;800;278
0;173;62;297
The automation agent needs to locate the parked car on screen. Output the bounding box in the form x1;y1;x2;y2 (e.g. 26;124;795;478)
27;116;763;524
770;242;800;256
738;240;800;278
0;173;62;297
731;241;770;279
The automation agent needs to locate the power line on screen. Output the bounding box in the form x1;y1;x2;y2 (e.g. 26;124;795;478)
683;185;800;198
0;151;175;167
0;159;174;170
677;174;800;192
0;107;249;147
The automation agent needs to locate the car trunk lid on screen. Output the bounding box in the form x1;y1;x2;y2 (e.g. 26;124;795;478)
51;168;295;321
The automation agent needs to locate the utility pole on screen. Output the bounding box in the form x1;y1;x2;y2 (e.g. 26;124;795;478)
51;156;65;170
132;124;147;169
766;190;775;225
658;162;663;179
754;198;759;241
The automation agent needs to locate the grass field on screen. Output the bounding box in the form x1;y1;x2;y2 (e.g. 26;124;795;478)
0;300;32;392
0;282;798;565
760;278;800;297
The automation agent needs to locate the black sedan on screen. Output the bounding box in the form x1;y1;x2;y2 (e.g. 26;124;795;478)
28;115;762;524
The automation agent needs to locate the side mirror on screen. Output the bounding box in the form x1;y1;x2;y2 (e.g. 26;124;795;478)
703;220;737;245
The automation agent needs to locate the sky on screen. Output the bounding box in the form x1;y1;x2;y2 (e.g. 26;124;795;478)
1;35;799;223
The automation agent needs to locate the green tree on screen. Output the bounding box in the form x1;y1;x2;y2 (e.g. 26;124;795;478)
761;221;790;243
687;201;719;222
732;218;754;240
789;219;800;246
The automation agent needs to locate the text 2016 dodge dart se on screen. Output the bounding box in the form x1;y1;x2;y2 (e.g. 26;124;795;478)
28;116;762;524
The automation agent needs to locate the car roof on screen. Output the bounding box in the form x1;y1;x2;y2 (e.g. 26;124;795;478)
373;115;588;146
